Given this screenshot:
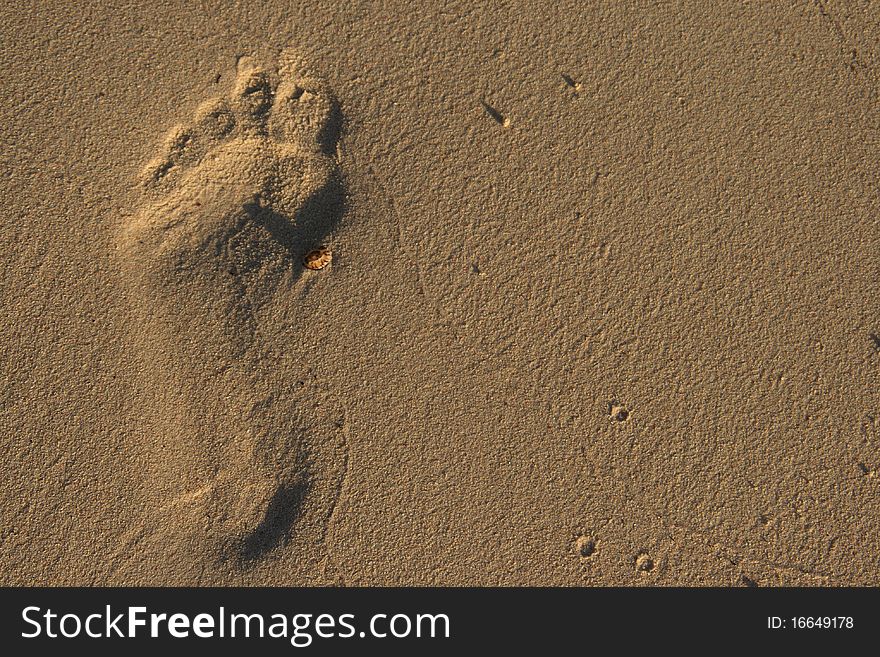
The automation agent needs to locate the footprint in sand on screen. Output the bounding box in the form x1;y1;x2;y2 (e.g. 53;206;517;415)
115;53;347;580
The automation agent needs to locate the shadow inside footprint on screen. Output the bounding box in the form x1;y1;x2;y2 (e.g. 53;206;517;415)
317;101;343;156
242;172;346;283
237;476;310;564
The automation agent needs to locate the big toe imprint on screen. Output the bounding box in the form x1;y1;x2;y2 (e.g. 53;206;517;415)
115;53;348;576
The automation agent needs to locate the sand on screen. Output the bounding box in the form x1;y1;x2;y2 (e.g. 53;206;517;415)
1;0;878;586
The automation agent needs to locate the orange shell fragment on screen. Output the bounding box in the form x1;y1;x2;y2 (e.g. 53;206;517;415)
303;247;332;270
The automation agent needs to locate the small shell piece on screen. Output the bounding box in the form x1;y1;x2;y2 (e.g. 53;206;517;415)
303;247;332;270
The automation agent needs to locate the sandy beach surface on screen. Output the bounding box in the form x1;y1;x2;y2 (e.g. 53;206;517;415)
1;0;878;585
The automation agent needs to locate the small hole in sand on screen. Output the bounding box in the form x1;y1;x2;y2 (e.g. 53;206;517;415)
635;553;654;573
575;535;597;558
608;400;629;422
741;575;758;587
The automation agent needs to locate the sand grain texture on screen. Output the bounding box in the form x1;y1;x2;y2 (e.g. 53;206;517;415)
1;0;878;585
